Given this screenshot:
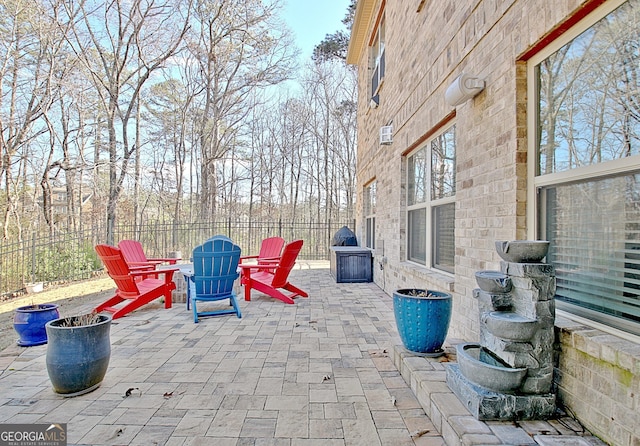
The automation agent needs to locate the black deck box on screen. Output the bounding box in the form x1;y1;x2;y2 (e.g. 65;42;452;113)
330;246;373;283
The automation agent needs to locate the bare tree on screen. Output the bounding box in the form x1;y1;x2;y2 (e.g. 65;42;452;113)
0;0;358;242
299;60;357;222
59;0;192;244
145;77;196;223
188;0;297;219
0;0;65;239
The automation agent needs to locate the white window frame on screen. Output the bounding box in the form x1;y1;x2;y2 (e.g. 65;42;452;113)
406;124;456;273
370;12;385;98
527;0;640;335
527;0;636;211
364;181;376;250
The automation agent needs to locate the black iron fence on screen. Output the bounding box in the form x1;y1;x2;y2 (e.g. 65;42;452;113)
0;219;354;297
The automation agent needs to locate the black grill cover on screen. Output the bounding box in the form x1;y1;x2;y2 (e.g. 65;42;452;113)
331;226;358;246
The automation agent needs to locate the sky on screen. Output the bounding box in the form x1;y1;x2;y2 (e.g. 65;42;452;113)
281;0;352;61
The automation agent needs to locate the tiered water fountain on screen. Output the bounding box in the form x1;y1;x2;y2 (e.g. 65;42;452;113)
446;240;557;420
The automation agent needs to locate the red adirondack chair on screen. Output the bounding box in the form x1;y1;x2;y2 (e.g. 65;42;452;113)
118;239;180;270
239;239;308;304
239;236;285;272
94;244;178;319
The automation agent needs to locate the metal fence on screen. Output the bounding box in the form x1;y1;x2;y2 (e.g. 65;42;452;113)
0;219;354;297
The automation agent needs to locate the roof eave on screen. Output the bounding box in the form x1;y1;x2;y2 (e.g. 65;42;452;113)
346;0;375;65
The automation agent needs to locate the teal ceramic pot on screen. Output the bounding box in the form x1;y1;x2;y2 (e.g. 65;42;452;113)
393;289;452;357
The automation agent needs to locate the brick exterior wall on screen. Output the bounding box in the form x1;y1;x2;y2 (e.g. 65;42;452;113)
349;1;640;444
555;317;640;445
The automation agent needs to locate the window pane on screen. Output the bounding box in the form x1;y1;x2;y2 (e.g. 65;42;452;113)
408;148;428;205
433;203;455;273
366;217;376;249
364;186;370;215
543;174;640;331
408;208;426;264
431;126;456;200
537;0;640;175
370;14;385;96
372;28;379;62
365;182;376;249
371;66;379;97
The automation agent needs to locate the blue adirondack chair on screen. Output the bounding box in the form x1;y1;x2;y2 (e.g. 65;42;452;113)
190;236;242;322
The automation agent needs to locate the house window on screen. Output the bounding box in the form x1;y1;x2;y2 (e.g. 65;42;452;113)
407;125;456;273
364;181;376;249
370;12;385;98
530;0;640;335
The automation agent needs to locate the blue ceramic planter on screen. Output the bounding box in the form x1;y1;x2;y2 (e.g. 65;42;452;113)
13;304;60;346
393;289;452;356
45;314;111;397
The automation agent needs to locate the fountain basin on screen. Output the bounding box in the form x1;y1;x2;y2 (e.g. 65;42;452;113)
495;240;549;263
475;270;512;294
474;288;512;311
456;343;527;393
483;311;538;341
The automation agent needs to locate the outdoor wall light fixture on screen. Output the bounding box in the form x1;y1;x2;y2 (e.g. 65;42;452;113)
369;94;380;109
445;73;485;107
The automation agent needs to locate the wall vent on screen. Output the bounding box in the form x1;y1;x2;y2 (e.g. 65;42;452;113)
379;126;393;145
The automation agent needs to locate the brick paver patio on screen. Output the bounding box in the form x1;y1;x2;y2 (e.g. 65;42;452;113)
0;264;443;445
0;264;605;445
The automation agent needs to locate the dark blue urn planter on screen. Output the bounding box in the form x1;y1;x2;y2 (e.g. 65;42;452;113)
45;314;111;397
13;304;60;346
393;289;452;357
